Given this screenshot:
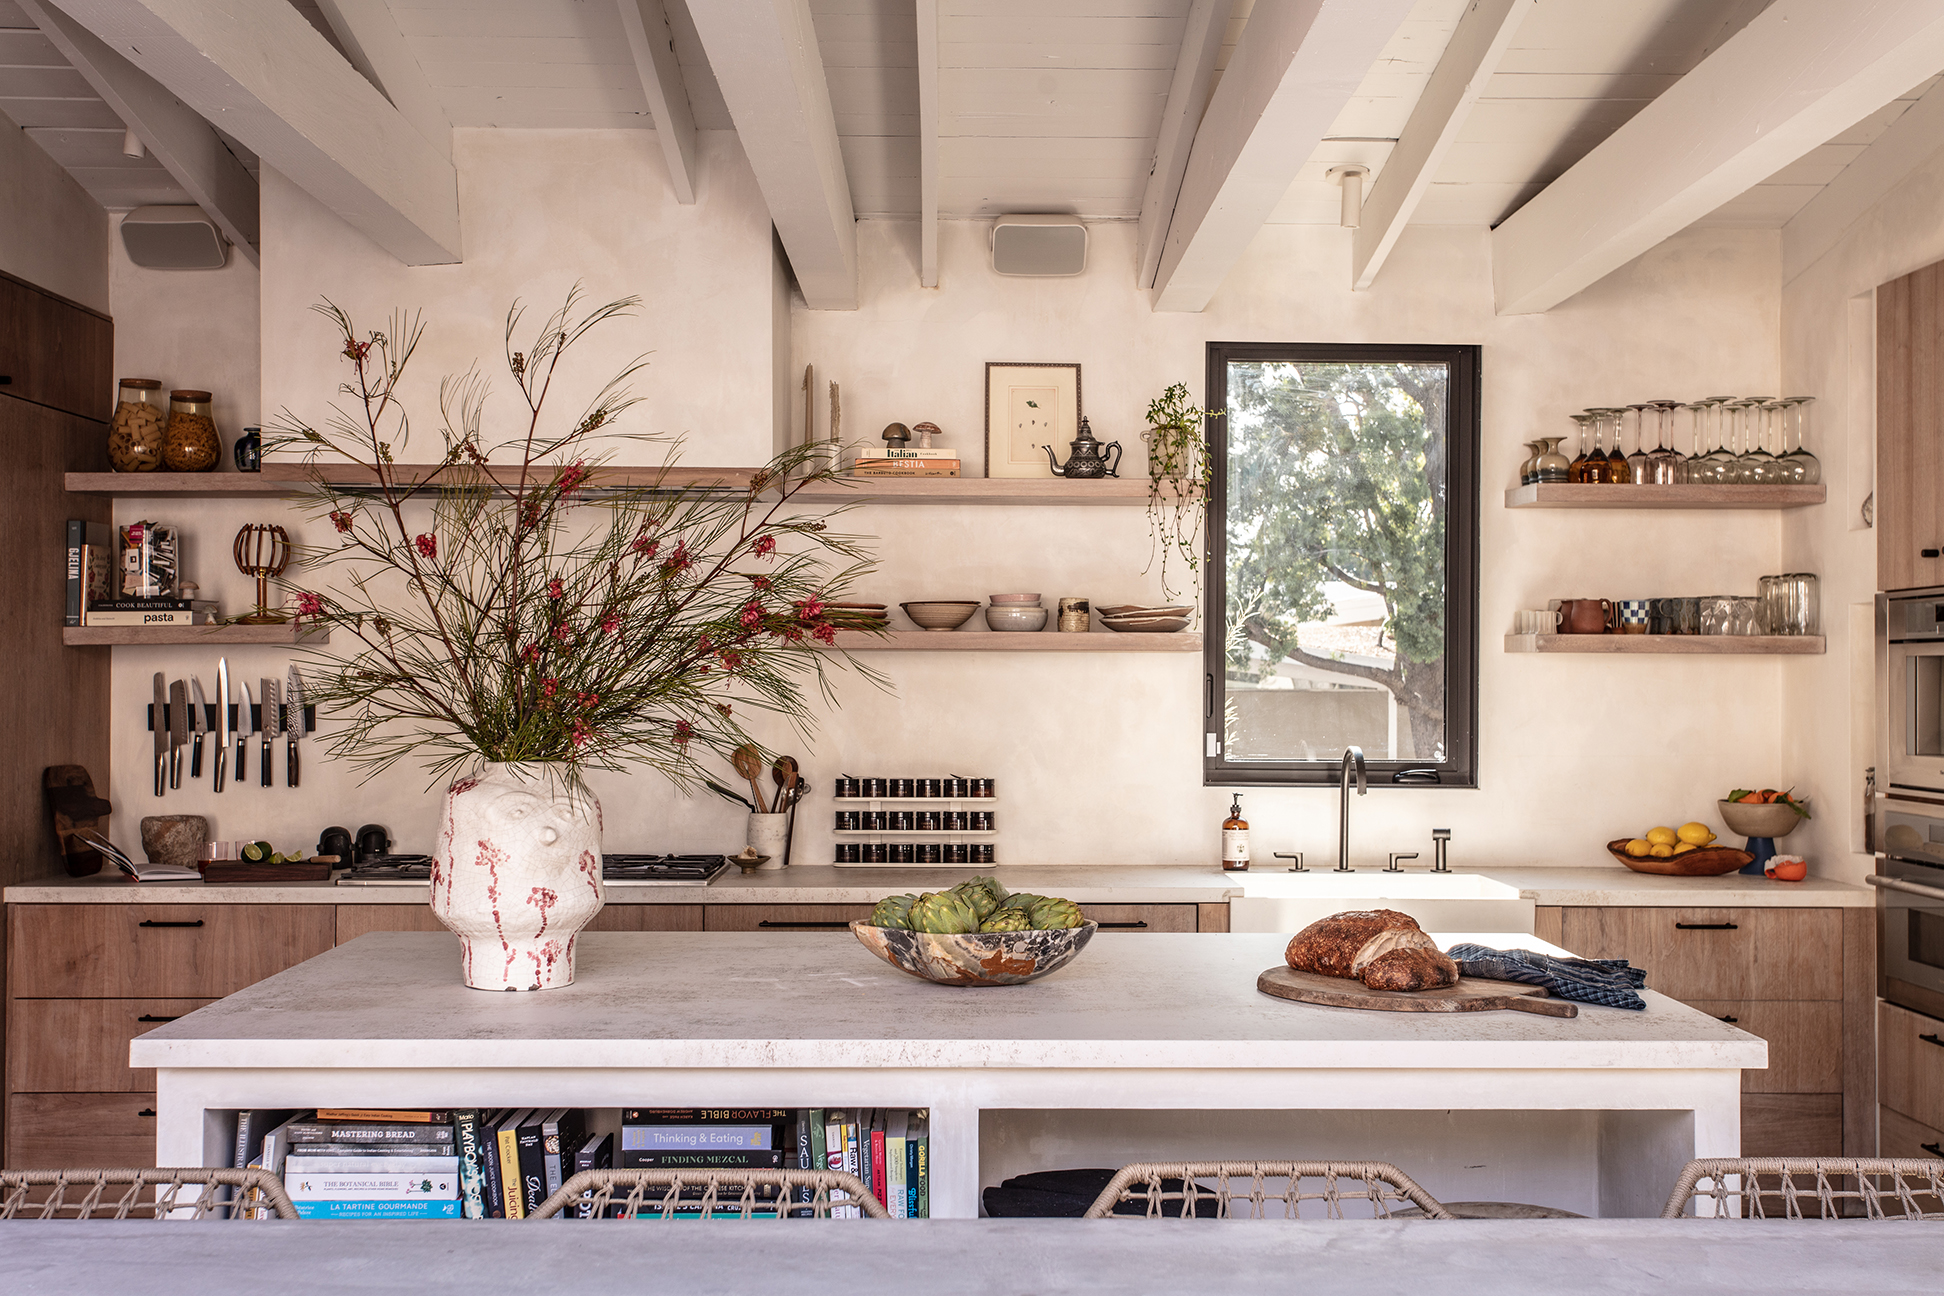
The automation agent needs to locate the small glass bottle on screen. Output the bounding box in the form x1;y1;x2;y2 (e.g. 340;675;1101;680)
161;389;221;472
107;378;166;472
1222;792;1250;872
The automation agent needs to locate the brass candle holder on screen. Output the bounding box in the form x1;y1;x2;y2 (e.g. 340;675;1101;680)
233;523;292;624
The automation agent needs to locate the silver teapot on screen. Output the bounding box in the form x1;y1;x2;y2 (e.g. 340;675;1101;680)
1043;418;1122;479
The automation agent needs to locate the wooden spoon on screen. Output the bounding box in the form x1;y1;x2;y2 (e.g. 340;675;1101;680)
771;755;800;811
731;744;769;813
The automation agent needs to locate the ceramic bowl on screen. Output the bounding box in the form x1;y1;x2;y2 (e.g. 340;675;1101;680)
1717;799;1807;839
988;593;1043;606
1102;617;1189;634
899;601;981;631
1604;839;1753;876
985;605;1049;632
1097;604;1193;618
850;920;1097;986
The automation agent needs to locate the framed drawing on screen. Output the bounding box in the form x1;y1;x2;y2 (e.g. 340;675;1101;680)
984;362;1081;479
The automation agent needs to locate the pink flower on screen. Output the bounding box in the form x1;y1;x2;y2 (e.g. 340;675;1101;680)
796;595;826;622
415;533;436;559
521;643;541;665
343;339;371;363
661;542;691;576
696;635;713;656
601;612;620;635
294;592;324;621
632;532;658;557
558;461;587;496
813;623;836;645
739;600;764;629
548;579;564;600
571;721;591;749
749;575;773;592
673;720;693;745
753;534;777;560
576;692;599;710
720;650;742;672
329;511;353;534
541;678;558;698
552;622;572;642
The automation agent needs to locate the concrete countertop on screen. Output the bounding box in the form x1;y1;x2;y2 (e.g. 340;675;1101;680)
4;1217;1935;1296
5;863;1875;906
130;931;1762;1073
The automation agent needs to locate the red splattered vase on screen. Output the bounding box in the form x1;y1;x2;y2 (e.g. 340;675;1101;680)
429;763;605;991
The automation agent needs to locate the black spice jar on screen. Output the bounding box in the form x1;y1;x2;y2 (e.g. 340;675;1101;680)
866;842;889;863
892;843;916;864
970;778;995;798
889;809;914;830
835;776;861;799
945;843;970;864
864;777;888;798
943;776;969;798
919;777;942;798
835;810;859;830
915;810;941;831
836;843;860;863
943;810;968;831
892;777;916;798
973;844;994;864
970;810;994;831
918;843;942;864
862;810;886;830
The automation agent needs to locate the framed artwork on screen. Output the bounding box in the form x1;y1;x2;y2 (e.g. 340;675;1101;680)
984;362;1081;479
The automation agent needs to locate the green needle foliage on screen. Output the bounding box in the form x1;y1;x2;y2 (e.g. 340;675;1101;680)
270;288;885;788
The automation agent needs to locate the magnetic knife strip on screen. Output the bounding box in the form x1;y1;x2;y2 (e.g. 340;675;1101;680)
148;703;316;732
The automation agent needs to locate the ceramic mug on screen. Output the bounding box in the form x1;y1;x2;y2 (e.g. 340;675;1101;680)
1616;599;1651;634
1558;598;1613;635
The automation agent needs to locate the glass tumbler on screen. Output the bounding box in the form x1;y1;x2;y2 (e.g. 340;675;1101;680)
1701;596;1735;636
1673;597;1700;635
1773;573;1819;635
1730;596;1761;636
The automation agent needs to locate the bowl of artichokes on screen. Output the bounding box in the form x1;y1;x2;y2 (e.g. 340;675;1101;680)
851;876;1096;986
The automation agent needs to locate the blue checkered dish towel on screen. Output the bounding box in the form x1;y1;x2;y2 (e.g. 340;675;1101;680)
1445;943;1649;1011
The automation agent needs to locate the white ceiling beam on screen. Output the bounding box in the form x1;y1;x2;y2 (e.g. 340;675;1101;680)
688;0;856;310
1350;0;1531;291
1150;0;1416;313
618;0;698;204
1492;0;1944;315
50;0;460;265
1783;79;1944;284
311;0;451;162
19;0;258;264
1135;0;1232;294
916;0;938;288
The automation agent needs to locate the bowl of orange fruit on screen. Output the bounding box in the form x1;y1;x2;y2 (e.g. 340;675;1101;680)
1607;820;1751;876
1718;788;1810;840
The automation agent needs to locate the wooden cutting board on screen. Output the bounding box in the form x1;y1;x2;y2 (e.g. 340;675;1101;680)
1257;966;1578;1018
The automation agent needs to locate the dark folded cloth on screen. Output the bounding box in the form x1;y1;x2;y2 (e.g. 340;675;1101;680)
1446;943;1648;1011
981;1169;1219;1217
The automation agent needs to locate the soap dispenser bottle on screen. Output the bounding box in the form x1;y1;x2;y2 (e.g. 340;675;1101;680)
1221;793;1250;872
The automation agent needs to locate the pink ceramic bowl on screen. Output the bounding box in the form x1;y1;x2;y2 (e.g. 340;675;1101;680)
988;593;1043;605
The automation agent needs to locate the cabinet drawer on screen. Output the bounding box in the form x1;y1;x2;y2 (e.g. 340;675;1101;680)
1554;907;1840;1001
1078;904;1196;932
6;1092;156;1170
1740;1093;1843;1158
336;903;706;943
7;905;334;999
1880;1105;1943;1160
1880;1001;1944;1130
7;999;212;1092
1684;1000;1841;1093
705;904;873;932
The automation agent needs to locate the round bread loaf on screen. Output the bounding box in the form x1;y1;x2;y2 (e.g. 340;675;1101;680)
1284;908;1435;978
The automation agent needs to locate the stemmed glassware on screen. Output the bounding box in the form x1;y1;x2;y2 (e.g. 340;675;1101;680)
1736;398;1780;484
1647;399;1684;484
1777;397;1821;485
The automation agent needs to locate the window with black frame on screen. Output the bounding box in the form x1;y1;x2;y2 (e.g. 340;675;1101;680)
1203;343;1479;787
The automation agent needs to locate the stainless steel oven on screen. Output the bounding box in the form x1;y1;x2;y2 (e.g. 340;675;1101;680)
1873;804;1944;1017
1883;590;1944;799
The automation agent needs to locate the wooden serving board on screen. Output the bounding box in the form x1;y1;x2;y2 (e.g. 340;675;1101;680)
1257;966;1578;1018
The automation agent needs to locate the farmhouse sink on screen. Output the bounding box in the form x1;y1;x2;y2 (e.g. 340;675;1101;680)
1227;871;1535;935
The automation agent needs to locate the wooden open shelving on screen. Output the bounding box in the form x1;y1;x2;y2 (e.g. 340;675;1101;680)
827;630;1201;652
66;463;762;497
794;477;1180;506
1504;633;1823;655
64;624;331;647
1504;483;1825;509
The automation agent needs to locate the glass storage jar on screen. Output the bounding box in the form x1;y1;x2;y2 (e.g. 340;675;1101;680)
107;378;166;472
162;389;221;472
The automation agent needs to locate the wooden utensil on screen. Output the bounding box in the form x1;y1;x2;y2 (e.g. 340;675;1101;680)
731;744;768;813
1256;965;1578;1018
771;755;800;809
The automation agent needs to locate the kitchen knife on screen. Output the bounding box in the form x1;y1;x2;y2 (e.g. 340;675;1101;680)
167;679;188;789
260;677;278;787
285;666;303;788
214;657;231;792
238;680;254;786
188;676;208;779
152;673;169;797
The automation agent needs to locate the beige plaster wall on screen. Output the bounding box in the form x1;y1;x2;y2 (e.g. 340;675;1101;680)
0;105;108;312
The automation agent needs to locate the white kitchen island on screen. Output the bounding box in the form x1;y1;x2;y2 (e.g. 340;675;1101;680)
131;931;1763;1219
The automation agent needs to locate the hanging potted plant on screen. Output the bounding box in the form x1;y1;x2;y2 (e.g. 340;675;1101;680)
274;291;882;992
1142;382;1213;603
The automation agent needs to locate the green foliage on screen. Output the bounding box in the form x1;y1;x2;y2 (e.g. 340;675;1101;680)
1142;382;1215;603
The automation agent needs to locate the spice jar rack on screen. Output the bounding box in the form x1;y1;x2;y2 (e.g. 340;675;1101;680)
831;775;998;868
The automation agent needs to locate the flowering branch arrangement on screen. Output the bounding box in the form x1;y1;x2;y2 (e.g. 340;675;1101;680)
269;289;883;787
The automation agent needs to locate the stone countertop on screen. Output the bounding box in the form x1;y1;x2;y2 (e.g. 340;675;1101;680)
3;863;1874;906
2;1219;1936;1296
130;931;1763;1073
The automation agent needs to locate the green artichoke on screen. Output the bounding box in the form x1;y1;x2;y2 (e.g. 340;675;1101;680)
909;891;980;934
1029;897;1085;930
870;893;918;929
979;909;1032;933
1002;893;1046;914
951;880;999;922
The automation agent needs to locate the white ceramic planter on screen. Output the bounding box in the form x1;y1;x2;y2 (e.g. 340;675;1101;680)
430;762;604;991
747;812;788;869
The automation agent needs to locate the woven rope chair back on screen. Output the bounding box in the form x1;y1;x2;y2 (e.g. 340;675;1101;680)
0;1169;298;1221
1660;1158;1944;1220
1082;1161;1457;1220
530;1169;890;1220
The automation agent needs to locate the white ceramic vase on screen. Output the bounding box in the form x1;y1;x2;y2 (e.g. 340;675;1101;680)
429;762;604;991
747;812;788;869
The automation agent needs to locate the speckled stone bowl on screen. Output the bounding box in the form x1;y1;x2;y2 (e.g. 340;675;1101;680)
849;920;1097;986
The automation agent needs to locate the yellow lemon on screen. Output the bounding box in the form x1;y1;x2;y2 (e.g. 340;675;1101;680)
1625;838;1653;857
1646;826;1678;846
1676;822;1717;846
1673;842;1698;854
1649;844;1676;858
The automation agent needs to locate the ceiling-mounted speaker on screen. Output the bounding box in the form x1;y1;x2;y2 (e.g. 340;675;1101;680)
990;215;1088;278
120;206;228;270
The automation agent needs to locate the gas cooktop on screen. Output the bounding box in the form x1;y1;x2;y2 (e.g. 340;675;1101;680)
334;853;728;886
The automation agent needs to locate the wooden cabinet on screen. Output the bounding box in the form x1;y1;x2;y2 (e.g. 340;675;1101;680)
7;905;334;999
1880;1002;1944;1132
1880;1105;1943;1160
706;904;874;932
1876;260;1944;593
1537;904;1874;1158
6;999;210;1092
7;1092;158;1170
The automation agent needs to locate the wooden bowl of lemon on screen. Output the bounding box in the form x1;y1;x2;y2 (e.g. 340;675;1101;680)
1608;823;1752;877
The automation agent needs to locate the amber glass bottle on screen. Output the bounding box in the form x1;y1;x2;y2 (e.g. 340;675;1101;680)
1221;793;1250;872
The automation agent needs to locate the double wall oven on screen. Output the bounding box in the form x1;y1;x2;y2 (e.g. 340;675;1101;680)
1876;592;1944;1017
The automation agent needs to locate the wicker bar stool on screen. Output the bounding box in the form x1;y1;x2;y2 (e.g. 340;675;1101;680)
530;1169;889;1220
0;1169;298;1221
1082;1161;1456;1220
1661;1158;1944;1220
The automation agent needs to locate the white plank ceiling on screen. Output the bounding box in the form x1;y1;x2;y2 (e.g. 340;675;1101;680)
2;0;1939;249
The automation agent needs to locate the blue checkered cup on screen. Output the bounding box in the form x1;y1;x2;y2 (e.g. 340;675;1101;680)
1616;599;1651;634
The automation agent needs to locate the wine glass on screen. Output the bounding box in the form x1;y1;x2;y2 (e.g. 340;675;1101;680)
1778;397;1821;485
1568;413;1596;483
1648;399;1684;484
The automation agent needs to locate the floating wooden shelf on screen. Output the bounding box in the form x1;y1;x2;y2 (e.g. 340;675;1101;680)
827;630;1201;652
64;624;331;646
793;477;1188;506
1504;483;1825;509
1504;633;1823;655
67;464;761;497
65;472;291;496
832;830;998;838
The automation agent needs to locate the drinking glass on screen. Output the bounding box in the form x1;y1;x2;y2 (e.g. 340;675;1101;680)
1701;397;1741;484
1765;573;1819;635
1734;398;1778;484
1622;404;1651;485
1568;413;1597;483
1673;597;1700;635
1779;397;1821;486
1701;595;1736;635
1731;596;1761;635
1591;409;1620;483
1647;399;1683;484
1683;399;1723;484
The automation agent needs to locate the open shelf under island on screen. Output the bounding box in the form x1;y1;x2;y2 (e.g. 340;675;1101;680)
1505;633;1824;655
1504;483;1825;509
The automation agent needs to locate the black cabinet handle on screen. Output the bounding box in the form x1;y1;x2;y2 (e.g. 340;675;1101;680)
138;919;204;928
1675;922;1738;930
137;1014;179;1023
1096;920;1150;929
1921;1032;1944;1049
1925;549;1941;559
137;1109;155;1118
0;376;10;385
1717;1014;1739;1023
1923;1142;1942;1156
756;920;852;929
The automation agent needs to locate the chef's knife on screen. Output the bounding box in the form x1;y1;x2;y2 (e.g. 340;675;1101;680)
167;679;188;789
152;672;169;797
285;667;303;788
214;657;231;792
260;677;278;787
188;675;208;778
237;680;254;786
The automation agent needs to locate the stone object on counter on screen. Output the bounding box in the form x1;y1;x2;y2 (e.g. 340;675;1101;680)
140;814;208;872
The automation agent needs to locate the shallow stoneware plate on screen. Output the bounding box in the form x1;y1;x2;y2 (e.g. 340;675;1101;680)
850;920;1097;986
1102;617;1189;633
1097;604;1193;618
1604;839;1753;876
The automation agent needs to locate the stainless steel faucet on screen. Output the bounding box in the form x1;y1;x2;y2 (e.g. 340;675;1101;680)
1336;746;1366;872
1431;829;1452;873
